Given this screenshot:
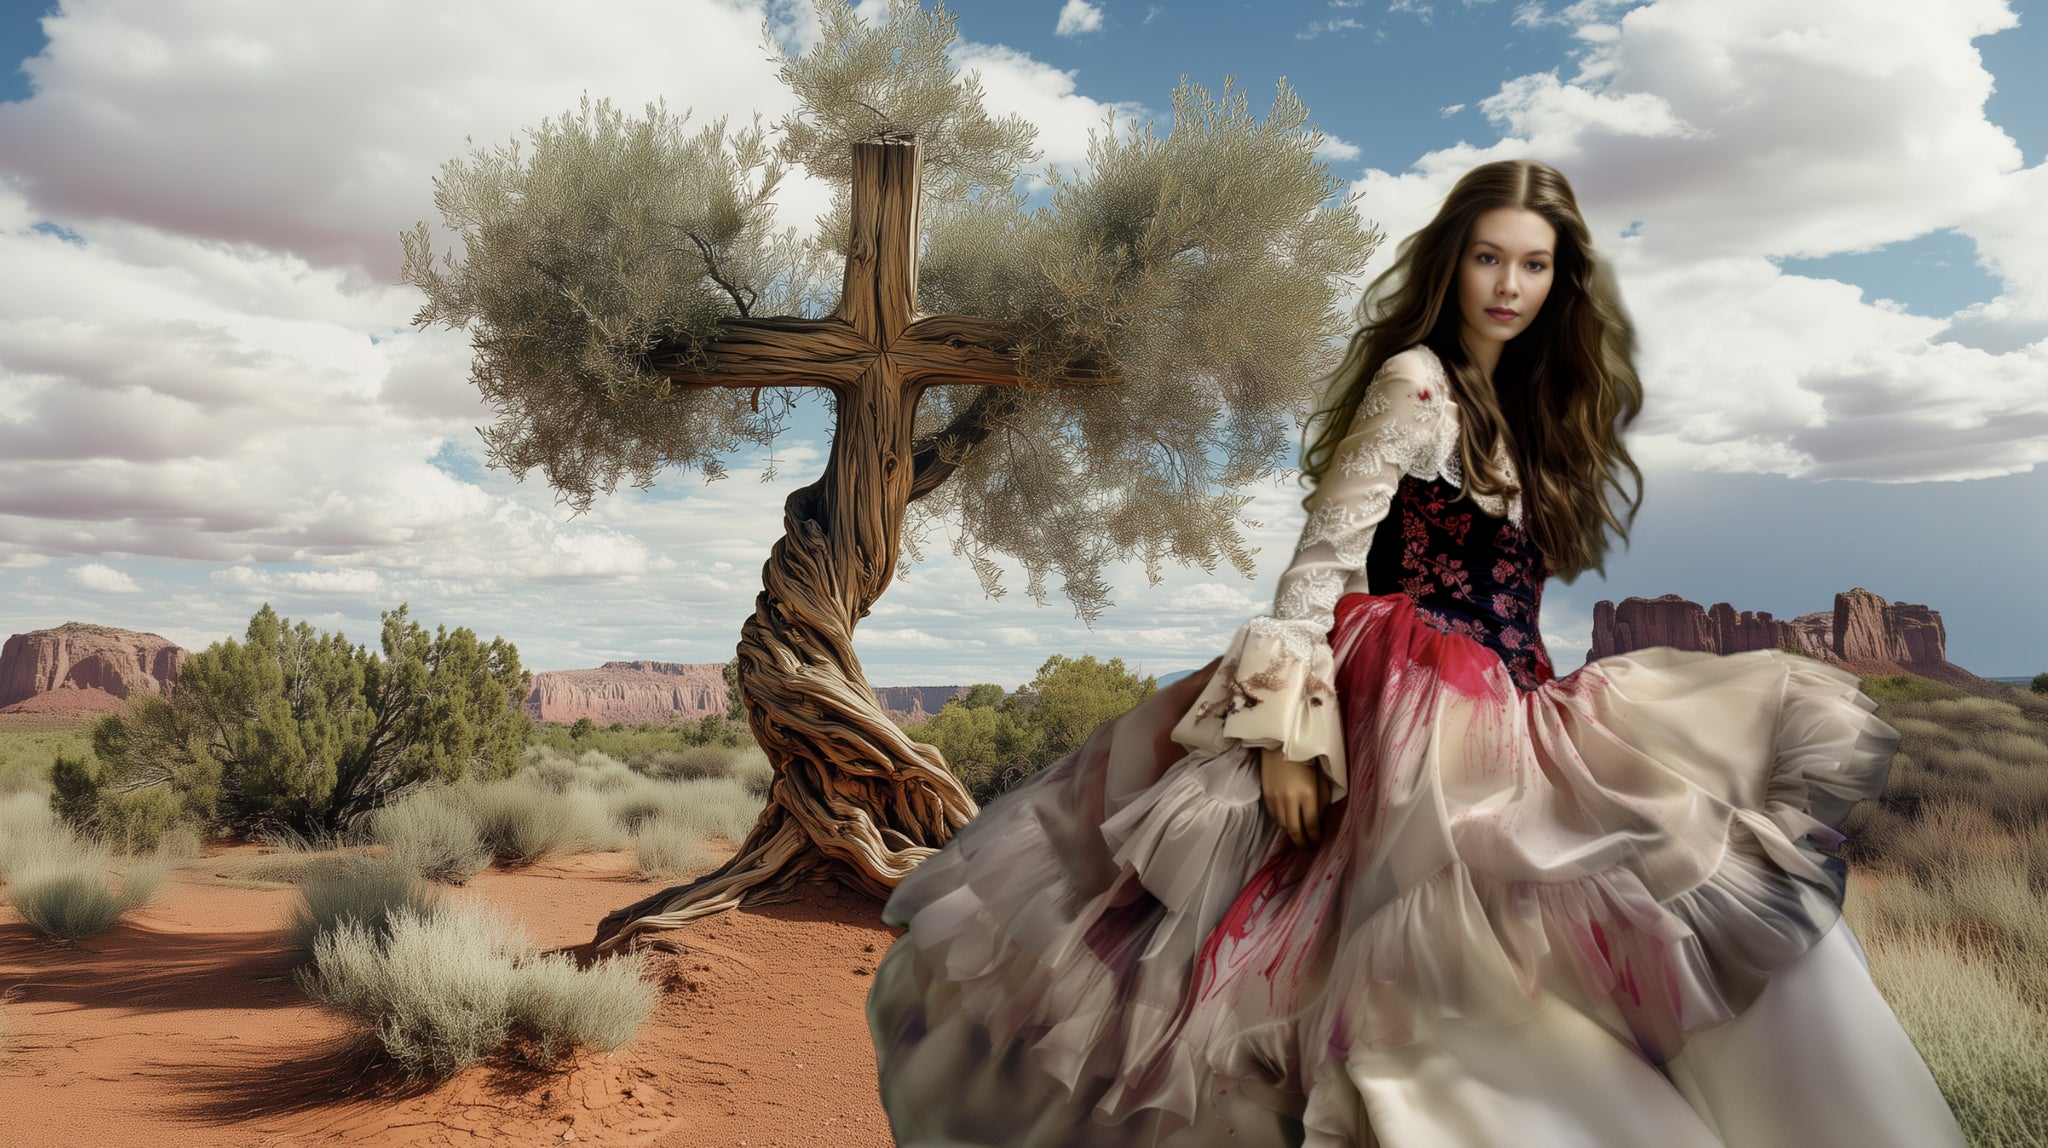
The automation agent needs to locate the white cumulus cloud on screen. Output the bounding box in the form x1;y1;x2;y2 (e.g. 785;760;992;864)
71;562;140;594
1349;0;2046;483
1055;0;1105;36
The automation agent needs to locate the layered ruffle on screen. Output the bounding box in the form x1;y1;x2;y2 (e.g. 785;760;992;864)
873;591;1903;1146
1169;614;1349;801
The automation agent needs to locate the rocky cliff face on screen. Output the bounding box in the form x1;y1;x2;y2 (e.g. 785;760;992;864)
0;622;187;715
872;685;971;724
525;661;968;725
525;662;732;725
1589;588;1983;685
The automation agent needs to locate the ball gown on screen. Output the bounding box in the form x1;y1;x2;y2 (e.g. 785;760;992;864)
865;344;1969;1147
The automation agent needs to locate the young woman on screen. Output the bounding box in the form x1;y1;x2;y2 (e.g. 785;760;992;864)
866;159;1968;1147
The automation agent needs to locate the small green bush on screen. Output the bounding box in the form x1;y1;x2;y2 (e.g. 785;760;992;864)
9;855;164;942
299;901;658;1077
285;859;439;956
370;794;492;884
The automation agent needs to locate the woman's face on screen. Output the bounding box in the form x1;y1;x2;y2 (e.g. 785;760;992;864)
1457;206;1558;355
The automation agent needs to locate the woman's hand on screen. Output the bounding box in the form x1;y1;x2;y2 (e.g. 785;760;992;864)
1259;746;1331;849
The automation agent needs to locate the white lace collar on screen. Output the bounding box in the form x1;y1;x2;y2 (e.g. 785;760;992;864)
1409;344;1524;527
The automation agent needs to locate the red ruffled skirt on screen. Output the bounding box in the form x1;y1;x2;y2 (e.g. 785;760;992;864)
867;592;1966;1147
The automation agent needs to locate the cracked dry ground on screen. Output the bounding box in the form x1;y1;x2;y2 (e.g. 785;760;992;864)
0;843;900;1147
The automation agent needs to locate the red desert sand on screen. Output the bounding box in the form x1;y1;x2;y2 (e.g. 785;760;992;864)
0;841;900;1147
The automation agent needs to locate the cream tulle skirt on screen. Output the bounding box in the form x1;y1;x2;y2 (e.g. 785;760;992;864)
867;592;1968;1147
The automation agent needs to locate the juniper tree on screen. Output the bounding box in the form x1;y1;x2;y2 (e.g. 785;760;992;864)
85;605;528;835
402;0;1381;947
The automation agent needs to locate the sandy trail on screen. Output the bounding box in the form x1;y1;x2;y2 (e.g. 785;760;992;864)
0;843;902;1147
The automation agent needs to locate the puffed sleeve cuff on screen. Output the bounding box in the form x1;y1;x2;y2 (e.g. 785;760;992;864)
1168;615;1348;803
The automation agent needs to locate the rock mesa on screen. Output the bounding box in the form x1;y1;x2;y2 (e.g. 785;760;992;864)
0;622;187;716
525;661;968;725
1589;588;1983;686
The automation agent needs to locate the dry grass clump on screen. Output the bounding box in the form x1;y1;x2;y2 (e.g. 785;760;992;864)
8;854;165;942
633;744;745;782
1;791;169;942
450;779;626;864
634;815;731;879
369;794;492;884
1845;676;2048;1139
1847;880;2048;1146
299;900;657;1077
285;858;440;957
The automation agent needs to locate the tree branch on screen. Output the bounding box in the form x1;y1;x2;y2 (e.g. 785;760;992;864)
686;231;757;318
906;384;1021;503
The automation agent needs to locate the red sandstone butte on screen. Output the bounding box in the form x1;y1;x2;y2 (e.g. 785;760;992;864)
525;661;733;725
1589;587;1986;686
524;660;969;726
0;622;186;715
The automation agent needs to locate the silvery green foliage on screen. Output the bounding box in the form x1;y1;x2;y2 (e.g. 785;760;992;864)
772;0;1040;249
300;902;657;1077
406;0;1379;623
402;98;818;509
907;77;1381;621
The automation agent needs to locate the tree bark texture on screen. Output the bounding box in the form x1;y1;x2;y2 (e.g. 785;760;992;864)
597;138;1006;950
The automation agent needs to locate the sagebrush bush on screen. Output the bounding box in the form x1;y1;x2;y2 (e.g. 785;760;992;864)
657;778;764;844
285;859;439;957
635;815;730;879
9;855;164;942
730;748;774;800
371;794;492;884
303;903;524;1076
300;901;658;1077
634;744;743;781
0;792;66;880
508;950;661;1066
451;778;626;864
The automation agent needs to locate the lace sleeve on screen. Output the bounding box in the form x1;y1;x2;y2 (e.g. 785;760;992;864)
1168;348;1458;802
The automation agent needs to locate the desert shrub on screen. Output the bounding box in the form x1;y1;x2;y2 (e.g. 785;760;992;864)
507;950;661;1066
1861;674;1966;705
644;778;763;845
635;814;731;878
1847;892;2048;1145
8;854;164;942
285;858;439;956
0;726;94;797
93;786;189;855
302;902;523;1076
528;711;755;763
370;793;492;884
730;747;774;800
299;901;657;1077
89;604;529;837
518;748;583;793
239;844;377;886
633;744;742;781
450;779;626;864
0;792;67;880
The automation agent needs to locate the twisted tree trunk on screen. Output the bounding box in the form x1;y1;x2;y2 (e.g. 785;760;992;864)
595;137;986;950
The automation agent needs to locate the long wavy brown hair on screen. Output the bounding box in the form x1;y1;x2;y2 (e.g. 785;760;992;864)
1298;159;1644;583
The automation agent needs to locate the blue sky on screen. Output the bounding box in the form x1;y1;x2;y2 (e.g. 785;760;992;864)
0;0;2043;684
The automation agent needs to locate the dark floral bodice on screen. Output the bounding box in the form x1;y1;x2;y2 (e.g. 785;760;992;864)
1366;474;1556;692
